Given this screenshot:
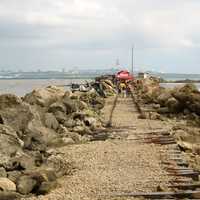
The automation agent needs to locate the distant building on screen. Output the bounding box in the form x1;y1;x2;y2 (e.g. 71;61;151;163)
138;72;149;79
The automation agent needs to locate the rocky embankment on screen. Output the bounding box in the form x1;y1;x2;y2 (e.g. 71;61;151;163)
0;78;116;199
135;77;200;171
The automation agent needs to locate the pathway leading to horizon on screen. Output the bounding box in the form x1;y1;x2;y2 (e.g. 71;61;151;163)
25;96;173;200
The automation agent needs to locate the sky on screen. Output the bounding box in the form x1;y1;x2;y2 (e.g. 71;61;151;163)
0;0;200;73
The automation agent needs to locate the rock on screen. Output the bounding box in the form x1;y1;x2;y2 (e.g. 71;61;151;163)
64;118;76;128
0;94;34;132
44;113;59;130
62;98;80;114
6;152;36;171
48;102;66;113
84;117;97;127
54;111;67;124
0;178;16;191
24;86;65;107
62;137;75;145
72;125;92;135
157;91;172;106
37;181;57;195
149;112;161;120
46;155;73;178
0;168;7;178
0;192;21;200
0;125;22;166
7;171;22;183
152;104;160;109
16;175;37;195
58;125;81;142
25;119;59;149
166;97;181;113
157;107;170;114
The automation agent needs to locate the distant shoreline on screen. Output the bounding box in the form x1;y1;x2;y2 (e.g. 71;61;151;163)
160;79;200;83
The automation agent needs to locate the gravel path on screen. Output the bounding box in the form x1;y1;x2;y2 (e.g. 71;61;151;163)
25;96;172;200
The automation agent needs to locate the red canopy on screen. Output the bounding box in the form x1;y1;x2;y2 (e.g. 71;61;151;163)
115;70;134;80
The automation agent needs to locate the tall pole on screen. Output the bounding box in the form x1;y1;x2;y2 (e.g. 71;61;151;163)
131;45;134;75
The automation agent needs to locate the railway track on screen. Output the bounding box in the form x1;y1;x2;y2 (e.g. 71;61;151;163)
104;88;200;199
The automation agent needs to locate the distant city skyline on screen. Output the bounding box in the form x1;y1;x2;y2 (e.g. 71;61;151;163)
0;1;200;73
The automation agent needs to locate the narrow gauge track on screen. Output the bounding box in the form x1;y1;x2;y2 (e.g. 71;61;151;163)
105;86;200;200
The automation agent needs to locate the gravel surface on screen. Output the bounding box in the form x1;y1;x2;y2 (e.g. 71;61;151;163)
24;97;172;200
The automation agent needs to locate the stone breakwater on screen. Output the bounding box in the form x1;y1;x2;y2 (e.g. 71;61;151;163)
0;78;116;199
134;77;200;173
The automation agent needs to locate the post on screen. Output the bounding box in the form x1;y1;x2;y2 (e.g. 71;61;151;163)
131;45;134;75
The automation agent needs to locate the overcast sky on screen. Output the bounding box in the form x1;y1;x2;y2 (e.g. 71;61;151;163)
0;0;200;73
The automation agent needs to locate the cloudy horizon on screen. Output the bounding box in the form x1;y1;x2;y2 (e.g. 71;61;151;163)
0;0;200;73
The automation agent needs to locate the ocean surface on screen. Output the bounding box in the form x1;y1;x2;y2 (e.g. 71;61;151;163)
0;79;91;96
0;77;199;97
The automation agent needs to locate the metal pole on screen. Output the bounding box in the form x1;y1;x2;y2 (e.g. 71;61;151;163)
131;45;134;75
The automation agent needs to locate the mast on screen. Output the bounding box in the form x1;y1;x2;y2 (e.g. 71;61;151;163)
131;45;134;75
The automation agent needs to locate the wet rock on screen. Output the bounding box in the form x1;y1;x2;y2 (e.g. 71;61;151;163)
24;86;65;107
44;113;59;130
16;175;37;195
0;178;16;192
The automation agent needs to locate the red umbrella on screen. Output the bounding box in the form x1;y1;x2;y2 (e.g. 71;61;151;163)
115;70;134;80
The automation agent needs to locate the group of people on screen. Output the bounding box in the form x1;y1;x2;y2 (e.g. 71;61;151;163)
117;80;131;98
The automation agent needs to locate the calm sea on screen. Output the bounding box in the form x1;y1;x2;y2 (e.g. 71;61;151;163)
0;77;199;97
0;79;89;96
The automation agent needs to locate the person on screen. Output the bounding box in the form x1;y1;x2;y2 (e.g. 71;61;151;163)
119;81;127;98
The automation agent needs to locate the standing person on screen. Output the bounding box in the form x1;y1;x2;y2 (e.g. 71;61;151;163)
119;81;126;98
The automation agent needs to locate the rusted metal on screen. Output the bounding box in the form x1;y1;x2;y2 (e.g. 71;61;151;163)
109;190;200;199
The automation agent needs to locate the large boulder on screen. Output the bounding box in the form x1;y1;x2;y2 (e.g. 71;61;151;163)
24;119;59;150
16;175;37;195
24;86;65;107
157;91;172;106
0;178;16;192
0;94;34;133
0;125;22;166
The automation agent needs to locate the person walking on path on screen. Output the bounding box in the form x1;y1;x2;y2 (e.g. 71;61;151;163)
119;82;127;98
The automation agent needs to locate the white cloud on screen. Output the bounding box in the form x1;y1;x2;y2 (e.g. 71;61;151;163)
0;0;200;72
